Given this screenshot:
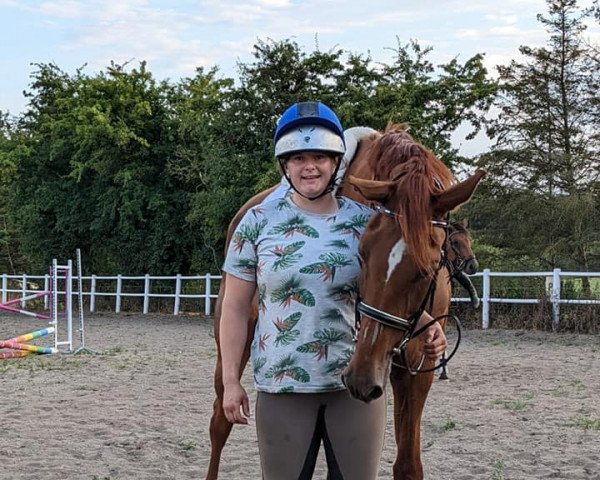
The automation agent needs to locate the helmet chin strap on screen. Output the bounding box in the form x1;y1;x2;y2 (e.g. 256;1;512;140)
280;157;342;202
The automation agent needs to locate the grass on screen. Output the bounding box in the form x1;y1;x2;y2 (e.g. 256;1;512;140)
442;418;456;432
104;345;125;356
490;459;506;480
552;379;586;397
573;415;600;431
177;439;197;451
493;392;534;411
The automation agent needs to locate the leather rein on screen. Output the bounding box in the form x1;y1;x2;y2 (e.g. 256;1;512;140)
354;203;463;375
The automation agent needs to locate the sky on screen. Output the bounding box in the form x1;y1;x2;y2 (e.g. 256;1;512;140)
1;0;599;155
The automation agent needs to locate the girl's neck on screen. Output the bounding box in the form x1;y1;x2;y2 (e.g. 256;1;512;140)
290;192;338;214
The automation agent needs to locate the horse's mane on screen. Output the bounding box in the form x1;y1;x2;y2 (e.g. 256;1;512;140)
370;123;455;272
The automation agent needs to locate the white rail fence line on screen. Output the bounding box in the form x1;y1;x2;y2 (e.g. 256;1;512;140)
1;269;599;329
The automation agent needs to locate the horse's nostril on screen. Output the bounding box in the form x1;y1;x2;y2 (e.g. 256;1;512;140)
465;259;478;275
367;386;384;400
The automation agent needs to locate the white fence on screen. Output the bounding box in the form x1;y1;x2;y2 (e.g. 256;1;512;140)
1;269;599;329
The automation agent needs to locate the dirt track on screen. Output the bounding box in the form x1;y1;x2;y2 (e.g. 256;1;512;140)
1;312;599;479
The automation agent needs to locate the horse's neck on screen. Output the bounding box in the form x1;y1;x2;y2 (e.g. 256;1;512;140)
337;130;378;205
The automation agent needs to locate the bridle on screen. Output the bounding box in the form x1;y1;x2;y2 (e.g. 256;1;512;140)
446;223;475;276
353;203;462;375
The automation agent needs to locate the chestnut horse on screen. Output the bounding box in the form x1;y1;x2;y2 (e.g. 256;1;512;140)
341;127;485;479
206;125;482;479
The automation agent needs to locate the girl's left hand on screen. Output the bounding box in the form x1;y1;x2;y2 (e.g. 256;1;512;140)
422;322;447;360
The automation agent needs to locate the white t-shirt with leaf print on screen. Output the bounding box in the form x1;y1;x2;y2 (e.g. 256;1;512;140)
222;194;373;393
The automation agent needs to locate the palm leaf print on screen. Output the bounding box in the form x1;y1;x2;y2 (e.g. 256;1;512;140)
271;241;305;271
270;276;316;308
268;215;319;238
330;214;370;239
326;239;350;249
320;308;345;323
258;284;267;313
328;282;358;305
299;252;352;282
324;348;354;375
233;258;257;276
253;357;267;374
277;386;295;393
233;218;267;251
296;328;347;361
276;199;291;210
258;333;270;351
273;312;302;346
265;354;310;383
314;328;347;343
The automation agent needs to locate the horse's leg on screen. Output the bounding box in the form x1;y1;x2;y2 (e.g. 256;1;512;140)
206;277;256;480
206;353;232;480
389;360;434;480
206;338;253;479
438;351;449;380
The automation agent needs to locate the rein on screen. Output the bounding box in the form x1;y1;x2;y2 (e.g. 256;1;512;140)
354;204;462;375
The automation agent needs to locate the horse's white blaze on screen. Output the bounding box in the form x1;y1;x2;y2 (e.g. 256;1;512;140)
386;239;406;282
370;322;382;347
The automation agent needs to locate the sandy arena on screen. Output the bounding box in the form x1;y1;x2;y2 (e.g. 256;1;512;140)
1;312;599;480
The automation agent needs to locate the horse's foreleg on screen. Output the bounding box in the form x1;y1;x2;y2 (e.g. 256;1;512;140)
389;363;434;480
206;342;253;479
206;360;232;480
438;351;449;380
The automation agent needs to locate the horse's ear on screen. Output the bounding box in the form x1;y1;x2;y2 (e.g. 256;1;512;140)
347;175;396;202
432;169;485;216
461;218;469;229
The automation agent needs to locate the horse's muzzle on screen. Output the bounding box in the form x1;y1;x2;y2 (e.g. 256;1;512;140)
342;371;384;403
463;258;479;275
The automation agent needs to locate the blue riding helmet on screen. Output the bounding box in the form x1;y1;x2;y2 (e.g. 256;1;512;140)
273;102;345;201
274;102;345;158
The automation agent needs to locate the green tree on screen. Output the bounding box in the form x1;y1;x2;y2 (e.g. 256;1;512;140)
484;0;599;194
469;0;600;278
9;62;196;274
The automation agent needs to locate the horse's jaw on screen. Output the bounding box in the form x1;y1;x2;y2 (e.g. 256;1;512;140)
342;327;397;403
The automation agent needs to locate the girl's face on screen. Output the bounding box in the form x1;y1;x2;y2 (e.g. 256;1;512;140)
284;151;337;198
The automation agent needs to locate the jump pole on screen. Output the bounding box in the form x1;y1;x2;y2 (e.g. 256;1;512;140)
0;327;57;358
72;248;95;355
51;258;74;352
0;351;31;359
0;292;52;319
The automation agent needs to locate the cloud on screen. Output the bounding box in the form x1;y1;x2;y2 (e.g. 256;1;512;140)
38;1;84;18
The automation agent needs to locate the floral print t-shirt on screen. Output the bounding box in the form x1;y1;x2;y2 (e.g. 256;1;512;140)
222;194;373;393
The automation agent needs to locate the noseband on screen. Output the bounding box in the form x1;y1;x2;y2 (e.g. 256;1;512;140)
447;225;475;275
354;203;462;374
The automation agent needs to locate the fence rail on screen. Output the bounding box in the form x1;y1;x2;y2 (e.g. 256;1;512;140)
1;269;599;329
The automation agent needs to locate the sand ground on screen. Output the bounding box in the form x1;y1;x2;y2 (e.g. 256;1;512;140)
1;312;599;480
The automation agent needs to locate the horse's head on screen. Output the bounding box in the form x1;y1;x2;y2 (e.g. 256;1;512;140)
447;219;479;275
341;127;485;402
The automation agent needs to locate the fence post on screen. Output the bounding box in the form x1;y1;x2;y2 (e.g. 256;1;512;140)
482;268;491;329
90;275;97;313
44;274;49;310
143;274;150;314
174;274;182;315
21;273;27;308
551;268;561;331
2;274;7;304
116;275;122;313
205;274;212;316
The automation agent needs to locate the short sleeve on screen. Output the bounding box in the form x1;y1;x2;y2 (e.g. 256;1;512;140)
222;208;266;282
